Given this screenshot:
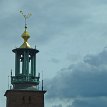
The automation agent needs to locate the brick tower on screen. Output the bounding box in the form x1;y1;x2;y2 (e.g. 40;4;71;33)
4;12;46;107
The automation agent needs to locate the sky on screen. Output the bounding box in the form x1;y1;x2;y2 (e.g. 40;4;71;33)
1;0;107;107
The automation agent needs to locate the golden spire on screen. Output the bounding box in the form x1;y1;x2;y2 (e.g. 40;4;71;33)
19;11;32;48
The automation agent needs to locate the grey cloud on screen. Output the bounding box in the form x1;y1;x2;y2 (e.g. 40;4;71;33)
52;104;62;107
50;58;60;63
1;0;107;46
84;50;107;66
66;54;82;63
71;97;107;107
67;105;72;107
52;97;107;107
25;0;107;45
45;49;107;99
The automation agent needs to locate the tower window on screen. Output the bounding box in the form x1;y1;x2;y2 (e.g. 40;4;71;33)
22;96;25;104
29;96;31;104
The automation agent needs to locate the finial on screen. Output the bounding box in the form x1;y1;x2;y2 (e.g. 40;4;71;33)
20;10;32;31
42;71;44;91
19;10;32;48
11;69;12;76
8;76;9;89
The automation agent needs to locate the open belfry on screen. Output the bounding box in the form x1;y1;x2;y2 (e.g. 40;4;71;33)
4;11;46;107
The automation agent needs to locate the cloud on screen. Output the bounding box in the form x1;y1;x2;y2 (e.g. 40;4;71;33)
1;0;107;47
66;54;82;63
84;49;107;66
50;58;60;63
52;104;62;107
45;49;107;106
71;97;107;107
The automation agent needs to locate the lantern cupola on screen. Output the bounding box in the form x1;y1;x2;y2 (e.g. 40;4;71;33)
11;11;40;90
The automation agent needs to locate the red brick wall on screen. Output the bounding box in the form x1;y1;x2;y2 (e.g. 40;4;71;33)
5;90;46;107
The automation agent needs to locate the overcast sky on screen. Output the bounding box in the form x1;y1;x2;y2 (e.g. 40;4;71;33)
1;0;107;107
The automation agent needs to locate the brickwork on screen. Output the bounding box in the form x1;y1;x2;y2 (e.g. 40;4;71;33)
5;90;46;107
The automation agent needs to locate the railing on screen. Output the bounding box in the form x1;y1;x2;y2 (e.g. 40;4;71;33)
11;75;39;84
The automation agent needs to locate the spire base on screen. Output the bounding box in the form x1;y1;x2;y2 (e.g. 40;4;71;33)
20;42;31;48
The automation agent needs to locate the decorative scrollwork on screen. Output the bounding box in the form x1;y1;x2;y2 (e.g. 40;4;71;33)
20;10;32;30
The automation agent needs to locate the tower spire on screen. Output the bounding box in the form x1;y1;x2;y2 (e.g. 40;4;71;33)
20;11;32;48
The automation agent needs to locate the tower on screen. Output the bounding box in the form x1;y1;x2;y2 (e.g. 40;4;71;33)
4;12;46;107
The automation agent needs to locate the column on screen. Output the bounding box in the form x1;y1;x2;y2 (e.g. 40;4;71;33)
26;51;29;76
34;54;36;77
15;52;20;75
22;51;26;75
22;54;24;75
31;55;34;76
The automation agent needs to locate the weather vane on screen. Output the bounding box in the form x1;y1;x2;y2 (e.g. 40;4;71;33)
20;10;32;30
